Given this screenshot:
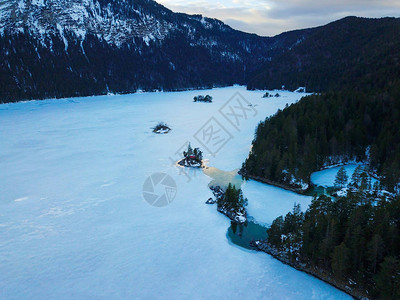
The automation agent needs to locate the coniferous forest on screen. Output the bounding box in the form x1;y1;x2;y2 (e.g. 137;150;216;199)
264;169;400;299
241;80;400;192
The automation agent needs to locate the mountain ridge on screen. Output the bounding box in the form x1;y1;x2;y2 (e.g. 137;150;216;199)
1;1;399;103
247;16;400;92
1;0;297;102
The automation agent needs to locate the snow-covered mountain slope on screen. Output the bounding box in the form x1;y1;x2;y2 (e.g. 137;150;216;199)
0;0;310;102
0;0;270;50
1;0;173;47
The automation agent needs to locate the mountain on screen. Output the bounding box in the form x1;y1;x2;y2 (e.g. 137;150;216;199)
247;16;400;92
0;0;312;103
2;2;399;103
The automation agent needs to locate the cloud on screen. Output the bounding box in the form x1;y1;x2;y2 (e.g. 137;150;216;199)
157;0;400;36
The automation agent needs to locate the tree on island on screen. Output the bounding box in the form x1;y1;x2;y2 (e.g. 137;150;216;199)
182;143;203;166
152;122;171;134
193;95;213;102
217;183;248;212
262;92;273;98
334;167;348;188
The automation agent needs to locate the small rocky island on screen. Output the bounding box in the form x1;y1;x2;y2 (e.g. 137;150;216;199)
207;183;247;223
262;92;280;98
193;95;213;103
152;122;171;134
178;143;203;167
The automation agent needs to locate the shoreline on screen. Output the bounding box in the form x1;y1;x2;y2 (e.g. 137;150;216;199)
252;241;367;299
204;169;361;298
0;84;243;105
246;161;380;195
227;169;372;299
245;175;310;194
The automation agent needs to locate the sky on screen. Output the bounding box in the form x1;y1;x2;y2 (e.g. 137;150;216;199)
157;0;400;36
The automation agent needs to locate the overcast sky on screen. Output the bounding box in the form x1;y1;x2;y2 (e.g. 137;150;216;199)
157;0;400;36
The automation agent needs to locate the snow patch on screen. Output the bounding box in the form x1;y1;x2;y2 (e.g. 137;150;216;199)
294;87;306;93
56;24;68;51
14;196;29;202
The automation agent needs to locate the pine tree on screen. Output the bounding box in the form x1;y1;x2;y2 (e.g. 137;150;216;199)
267;216;284;248
218;183;247;212
331;242;350;278
193;147;203;162
367;234;384;274
374;256;400;299
183;143;193;158
334;167;348;188
350;165;363;189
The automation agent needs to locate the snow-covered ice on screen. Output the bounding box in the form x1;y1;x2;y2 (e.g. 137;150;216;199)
311;163;378;187
0;87;350;299
243;180;312;225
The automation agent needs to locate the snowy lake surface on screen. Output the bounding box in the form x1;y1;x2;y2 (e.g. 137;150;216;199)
243;180;312;225
0;86;351;299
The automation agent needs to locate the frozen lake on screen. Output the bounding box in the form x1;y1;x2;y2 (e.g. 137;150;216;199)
243;180;312;225
0;87;351;299
311;163;378;187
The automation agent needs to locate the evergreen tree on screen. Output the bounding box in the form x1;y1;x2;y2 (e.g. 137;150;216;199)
367;234;384;274
183;143;193;158
267;216;284;249
374;257;400;299
331;242;350;278
218;183;247;212
193;147;203;162
350;165;363;189
334;167;348;188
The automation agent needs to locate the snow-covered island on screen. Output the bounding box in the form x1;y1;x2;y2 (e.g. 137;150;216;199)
177;143;203;167
209;184;247;223
152;122;171;134
193;95;213;102
262;92;280;98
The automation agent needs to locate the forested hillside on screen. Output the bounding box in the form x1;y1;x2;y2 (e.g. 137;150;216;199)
246;80;400;298
247;17;400;92
241;80;400;192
